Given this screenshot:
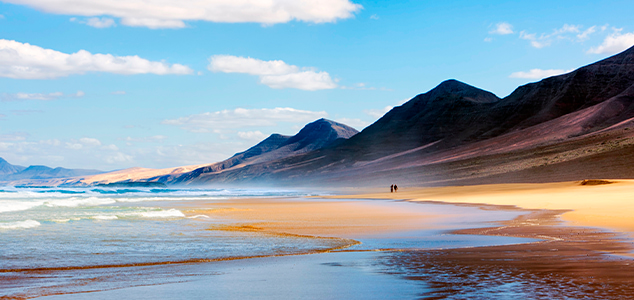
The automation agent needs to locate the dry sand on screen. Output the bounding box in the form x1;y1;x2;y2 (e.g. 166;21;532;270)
183;198;448;239
328;179;634;235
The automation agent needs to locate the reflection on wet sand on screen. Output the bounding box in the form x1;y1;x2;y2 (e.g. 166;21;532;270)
383;206;634;299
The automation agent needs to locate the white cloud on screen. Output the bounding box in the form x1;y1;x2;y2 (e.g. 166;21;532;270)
363;106;393;118
520;31;550;48
102;144;119;151
587;29;634;54
39;139;61;146
6;0;362;28
484;37;493;42
0;39;193;79
111;90;126;95
79;137;102;147
237;131;267;141
208;55;337;90
553;24;581;35
519;24;588;49
577;26;596;41
509;68;573;79
122;135;167;143
2;90;84;101
86;17;116;28
0;132;28;141
105;152;133;164
72;17;116;28
370;14;379;20
65;142;83;150
163;107;328;133
490;22;513;35
120;17;185;29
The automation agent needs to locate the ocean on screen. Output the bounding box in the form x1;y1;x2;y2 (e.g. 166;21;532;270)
0;186;531;299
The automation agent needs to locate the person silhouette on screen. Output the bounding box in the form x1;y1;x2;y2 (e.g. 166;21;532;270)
390;184;394;193
394;185;398;193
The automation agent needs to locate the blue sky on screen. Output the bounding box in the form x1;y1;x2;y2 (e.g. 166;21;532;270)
1;0;633;170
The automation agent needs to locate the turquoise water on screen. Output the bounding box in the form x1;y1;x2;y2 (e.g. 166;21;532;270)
0;187;338;272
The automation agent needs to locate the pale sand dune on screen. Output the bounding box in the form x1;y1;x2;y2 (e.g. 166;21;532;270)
327;180;634;234
76;164;209;185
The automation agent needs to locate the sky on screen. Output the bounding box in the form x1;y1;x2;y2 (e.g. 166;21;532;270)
1;0;634;171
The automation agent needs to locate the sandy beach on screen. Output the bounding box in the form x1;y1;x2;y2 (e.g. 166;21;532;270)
7;180;634;299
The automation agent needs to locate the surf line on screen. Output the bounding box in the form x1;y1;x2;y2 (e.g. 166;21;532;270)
0;229;361;274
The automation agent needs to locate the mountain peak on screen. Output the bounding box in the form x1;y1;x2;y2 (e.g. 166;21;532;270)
426;79;500;104
284;119;358;150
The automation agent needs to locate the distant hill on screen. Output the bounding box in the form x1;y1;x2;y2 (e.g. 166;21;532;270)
0;158;103;182
0;157;25;175
161;118;358;184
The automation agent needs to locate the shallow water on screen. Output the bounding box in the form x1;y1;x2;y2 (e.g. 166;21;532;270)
0;187;534;299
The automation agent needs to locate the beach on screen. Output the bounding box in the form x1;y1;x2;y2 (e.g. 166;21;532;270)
4;182;634;299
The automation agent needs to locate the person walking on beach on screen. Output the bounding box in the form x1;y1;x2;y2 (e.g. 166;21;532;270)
394;184;398;193
390;184;394;193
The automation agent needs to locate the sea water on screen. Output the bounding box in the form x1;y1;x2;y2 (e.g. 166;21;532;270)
0;187;532;299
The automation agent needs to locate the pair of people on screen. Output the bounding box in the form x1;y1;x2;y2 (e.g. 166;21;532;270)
390;184;398;193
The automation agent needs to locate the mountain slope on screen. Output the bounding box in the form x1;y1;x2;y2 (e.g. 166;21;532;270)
171;45;634;187
162;118;358;184
0;157;25;175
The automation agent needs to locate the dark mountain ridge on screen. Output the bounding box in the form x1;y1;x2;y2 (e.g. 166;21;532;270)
168;45;634;187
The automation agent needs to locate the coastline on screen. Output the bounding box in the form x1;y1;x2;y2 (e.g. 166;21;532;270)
17;181;634;299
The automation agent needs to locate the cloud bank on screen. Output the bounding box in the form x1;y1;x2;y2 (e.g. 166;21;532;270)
588;29;634;54
509;68;573;79
0;39;193;79
2;90;84;101
208;55;337;90
6;0;362;28
162;107;328;133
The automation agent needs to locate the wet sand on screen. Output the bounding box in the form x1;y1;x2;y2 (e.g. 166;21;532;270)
327;180;634;298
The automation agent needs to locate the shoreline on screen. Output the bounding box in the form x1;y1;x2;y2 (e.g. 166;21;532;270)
14;181;634;299
20;196;526;299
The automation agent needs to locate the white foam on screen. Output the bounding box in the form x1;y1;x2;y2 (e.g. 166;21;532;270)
51;219;71;223
186;215;210;219
44;197;116;207
0;220;41;229
139;209;185;218
0;200;44;213
91;215;118;220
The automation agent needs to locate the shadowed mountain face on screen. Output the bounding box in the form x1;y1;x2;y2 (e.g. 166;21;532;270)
343;79;502;158
168;45;634;187
162;119;358;184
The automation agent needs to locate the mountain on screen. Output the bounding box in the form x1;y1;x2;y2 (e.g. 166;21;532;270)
162;118;358;184
0;158;103;182
164;45;634;187
6;46;634;188
0;157;25;175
